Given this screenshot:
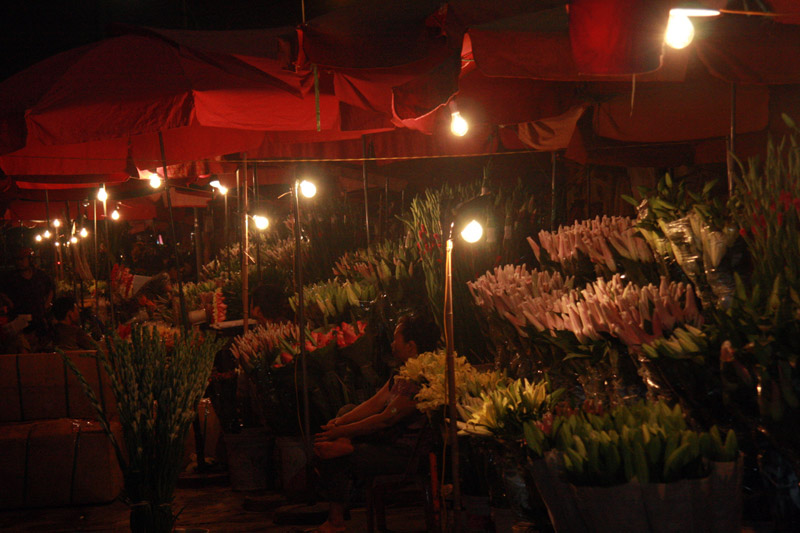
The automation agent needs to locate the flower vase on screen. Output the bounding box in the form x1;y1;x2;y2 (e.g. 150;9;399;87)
708;454;743;533
526;453;588;533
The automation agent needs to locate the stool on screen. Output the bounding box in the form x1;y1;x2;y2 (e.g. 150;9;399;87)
366;451;439;533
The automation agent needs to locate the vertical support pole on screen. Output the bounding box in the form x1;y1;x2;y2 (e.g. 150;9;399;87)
65;201;78;302
101;188;116;329
194;208;201;283
241;158;249;334
45;190;55;282
727;83;737;195
93;199;98;317
253;165;262;282
223;193;229;277
551;152;558;230
586;169;591;220
77;200;84;318
362;135;370;248
293;173;313;496
444;229;461;530
158;131;188;331
383;175;389;243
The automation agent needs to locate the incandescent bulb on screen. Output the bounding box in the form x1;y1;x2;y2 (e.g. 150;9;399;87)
79;228;88;238
97;187;108;202
111;209;120;220
253;215;270;230
43;230;51;239
299;180;317;198
149;172;162;189
52;219;61;228
35;234;42;242
450;111;469;137
460;220;484;243
217;185;228;195
665;13;695;49
70;236;78;244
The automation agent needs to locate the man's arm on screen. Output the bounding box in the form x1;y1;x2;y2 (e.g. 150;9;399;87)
321;379;392;429
315;393;417;442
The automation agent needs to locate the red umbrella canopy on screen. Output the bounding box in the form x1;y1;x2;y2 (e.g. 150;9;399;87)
0;30;342;176
23;33;338;146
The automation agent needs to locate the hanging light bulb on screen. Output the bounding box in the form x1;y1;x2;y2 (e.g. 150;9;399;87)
665;13;695;49
149;172;162;189
299;180;317;198
70;236;78;244
217;185;228;195
79;227;88;238
35;234;43;242
52;218;61;228
43;229;52;239
253;215;270;230
460;220;484;243
111;209;120;220
97;186;108;202
451;111;469;137
449;100;469;137
55;241;60;247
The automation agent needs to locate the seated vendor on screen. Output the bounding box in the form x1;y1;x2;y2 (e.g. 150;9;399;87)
52;296;95;350
313;313;440;533
249;283;290;325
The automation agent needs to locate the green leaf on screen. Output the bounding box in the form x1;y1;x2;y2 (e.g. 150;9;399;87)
621;194;639;207
782;113;797;130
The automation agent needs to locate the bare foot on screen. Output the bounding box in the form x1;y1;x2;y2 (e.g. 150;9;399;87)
314;438;354;459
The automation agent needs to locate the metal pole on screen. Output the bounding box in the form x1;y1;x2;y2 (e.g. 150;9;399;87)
383;175;389;243
102;191;116;329
77;200;84;317
158;131;188;331
45;190;55;282
362;135;370;248
193;208;201;283
293;175;313;486
64;201;78;301
93;199;98;317
727;83;737;195
241;158;249;334
444;227;462;529
253;165;262;282
551;152;557;230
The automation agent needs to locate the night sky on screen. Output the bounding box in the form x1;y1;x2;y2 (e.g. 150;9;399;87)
0;0;342;81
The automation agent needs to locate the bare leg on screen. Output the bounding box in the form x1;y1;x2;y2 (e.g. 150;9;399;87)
314;438;354;460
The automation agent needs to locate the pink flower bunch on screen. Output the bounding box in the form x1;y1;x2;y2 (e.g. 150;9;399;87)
528;216;653;272
468;265;574;325
231;321;300;371
472;265;702;351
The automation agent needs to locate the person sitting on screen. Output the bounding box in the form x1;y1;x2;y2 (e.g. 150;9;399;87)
1;247;54;343
313;313;441;533
0;293;31;354
52;296;95;351
249;283;290;325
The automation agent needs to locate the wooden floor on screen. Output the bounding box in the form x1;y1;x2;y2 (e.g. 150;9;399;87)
0;483;430;532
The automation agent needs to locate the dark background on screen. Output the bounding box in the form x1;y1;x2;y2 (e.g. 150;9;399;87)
0;0;347;81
